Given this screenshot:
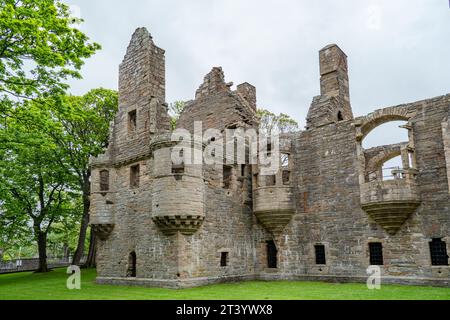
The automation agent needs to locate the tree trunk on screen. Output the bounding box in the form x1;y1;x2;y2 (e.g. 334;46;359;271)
85;231;97;268
72;175;90;266
36;231;48;273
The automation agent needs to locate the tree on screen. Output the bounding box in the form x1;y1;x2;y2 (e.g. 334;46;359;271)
168;100;185;130
0;107;75;272
0;0;100;117
257;109;299;135
46;89;118;266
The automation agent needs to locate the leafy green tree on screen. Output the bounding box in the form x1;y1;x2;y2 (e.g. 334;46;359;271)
257;109;299;135
0;107;76;272
168;100;185;130
0;0;100;117
0;89;117;269
45;89;118;266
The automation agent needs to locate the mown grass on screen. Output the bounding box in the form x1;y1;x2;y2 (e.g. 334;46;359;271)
0;268;449;300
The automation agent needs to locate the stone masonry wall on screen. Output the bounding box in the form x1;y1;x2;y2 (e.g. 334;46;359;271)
91;27;450;288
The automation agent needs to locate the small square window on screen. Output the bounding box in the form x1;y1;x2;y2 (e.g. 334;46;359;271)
220;252;228;267
369;242;383;265
314;244;326;265
130;164;140;188
172;164;184;175
128;110;137;133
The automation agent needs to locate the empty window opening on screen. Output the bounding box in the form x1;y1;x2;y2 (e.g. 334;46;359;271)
127;251;136;277
266;175;276;186
429;238;449;266
267;142;272;156
241;164;246;177
172;164;184;175
130;164;140;188
315;244;326;265
362;121;408;149
128;110;137;133
220;252;228;267
281;153;289;167
99;169;109;192
337;111;344;121
282;170;290;185
267;240;277;268
382;156;403;181
223;165;232;189
172;148;185;175
369;242;384;265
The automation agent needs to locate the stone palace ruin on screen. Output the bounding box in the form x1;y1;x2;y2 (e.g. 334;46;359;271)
89;27;450;288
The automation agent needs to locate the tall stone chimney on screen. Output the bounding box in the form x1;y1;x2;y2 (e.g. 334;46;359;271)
319;44;353;120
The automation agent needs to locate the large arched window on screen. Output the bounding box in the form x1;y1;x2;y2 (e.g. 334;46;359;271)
362;120;413;181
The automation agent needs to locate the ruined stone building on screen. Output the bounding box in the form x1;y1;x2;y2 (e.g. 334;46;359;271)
89;27;450;288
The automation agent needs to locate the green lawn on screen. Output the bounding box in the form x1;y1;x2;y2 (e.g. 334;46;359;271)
0;268;449;300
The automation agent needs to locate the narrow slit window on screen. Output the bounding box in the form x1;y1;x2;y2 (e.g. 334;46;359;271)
130;164;140;188
99;170;109;192
369;242;383;265
223;165;232;189
241;164;246;177
220;252;228;267
128;110;137;133
267;240;277;268
315;244;326;265
429;238;449;266
282;170;290;185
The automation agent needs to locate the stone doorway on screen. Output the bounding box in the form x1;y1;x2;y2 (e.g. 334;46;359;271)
127;251;137;277
267;240;277;268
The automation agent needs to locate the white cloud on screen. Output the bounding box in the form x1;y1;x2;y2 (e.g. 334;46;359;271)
366;5;382;30
66;0;450;135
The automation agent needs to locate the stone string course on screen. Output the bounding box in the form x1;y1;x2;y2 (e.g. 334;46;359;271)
90;27;450;288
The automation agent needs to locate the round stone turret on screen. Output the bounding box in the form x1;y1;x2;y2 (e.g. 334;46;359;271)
150;134;205;236
253;134;295;236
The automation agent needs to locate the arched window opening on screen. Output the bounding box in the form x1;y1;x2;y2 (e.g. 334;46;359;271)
362;121;408;149
337;111;344;121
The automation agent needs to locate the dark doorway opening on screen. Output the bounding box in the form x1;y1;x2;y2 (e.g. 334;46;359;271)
267;240;277;268
127;251;137;277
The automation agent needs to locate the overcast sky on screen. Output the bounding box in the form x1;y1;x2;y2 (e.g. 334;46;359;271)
67;0;449;151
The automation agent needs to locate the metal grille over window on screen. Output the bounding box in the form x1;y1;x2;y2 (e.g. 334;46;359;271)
315;244;326;265
369;242;383;265
429;238;449;266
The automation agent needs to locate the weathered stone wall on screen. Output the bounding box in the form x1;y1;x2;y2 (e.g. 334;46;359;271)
91;27;450;288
